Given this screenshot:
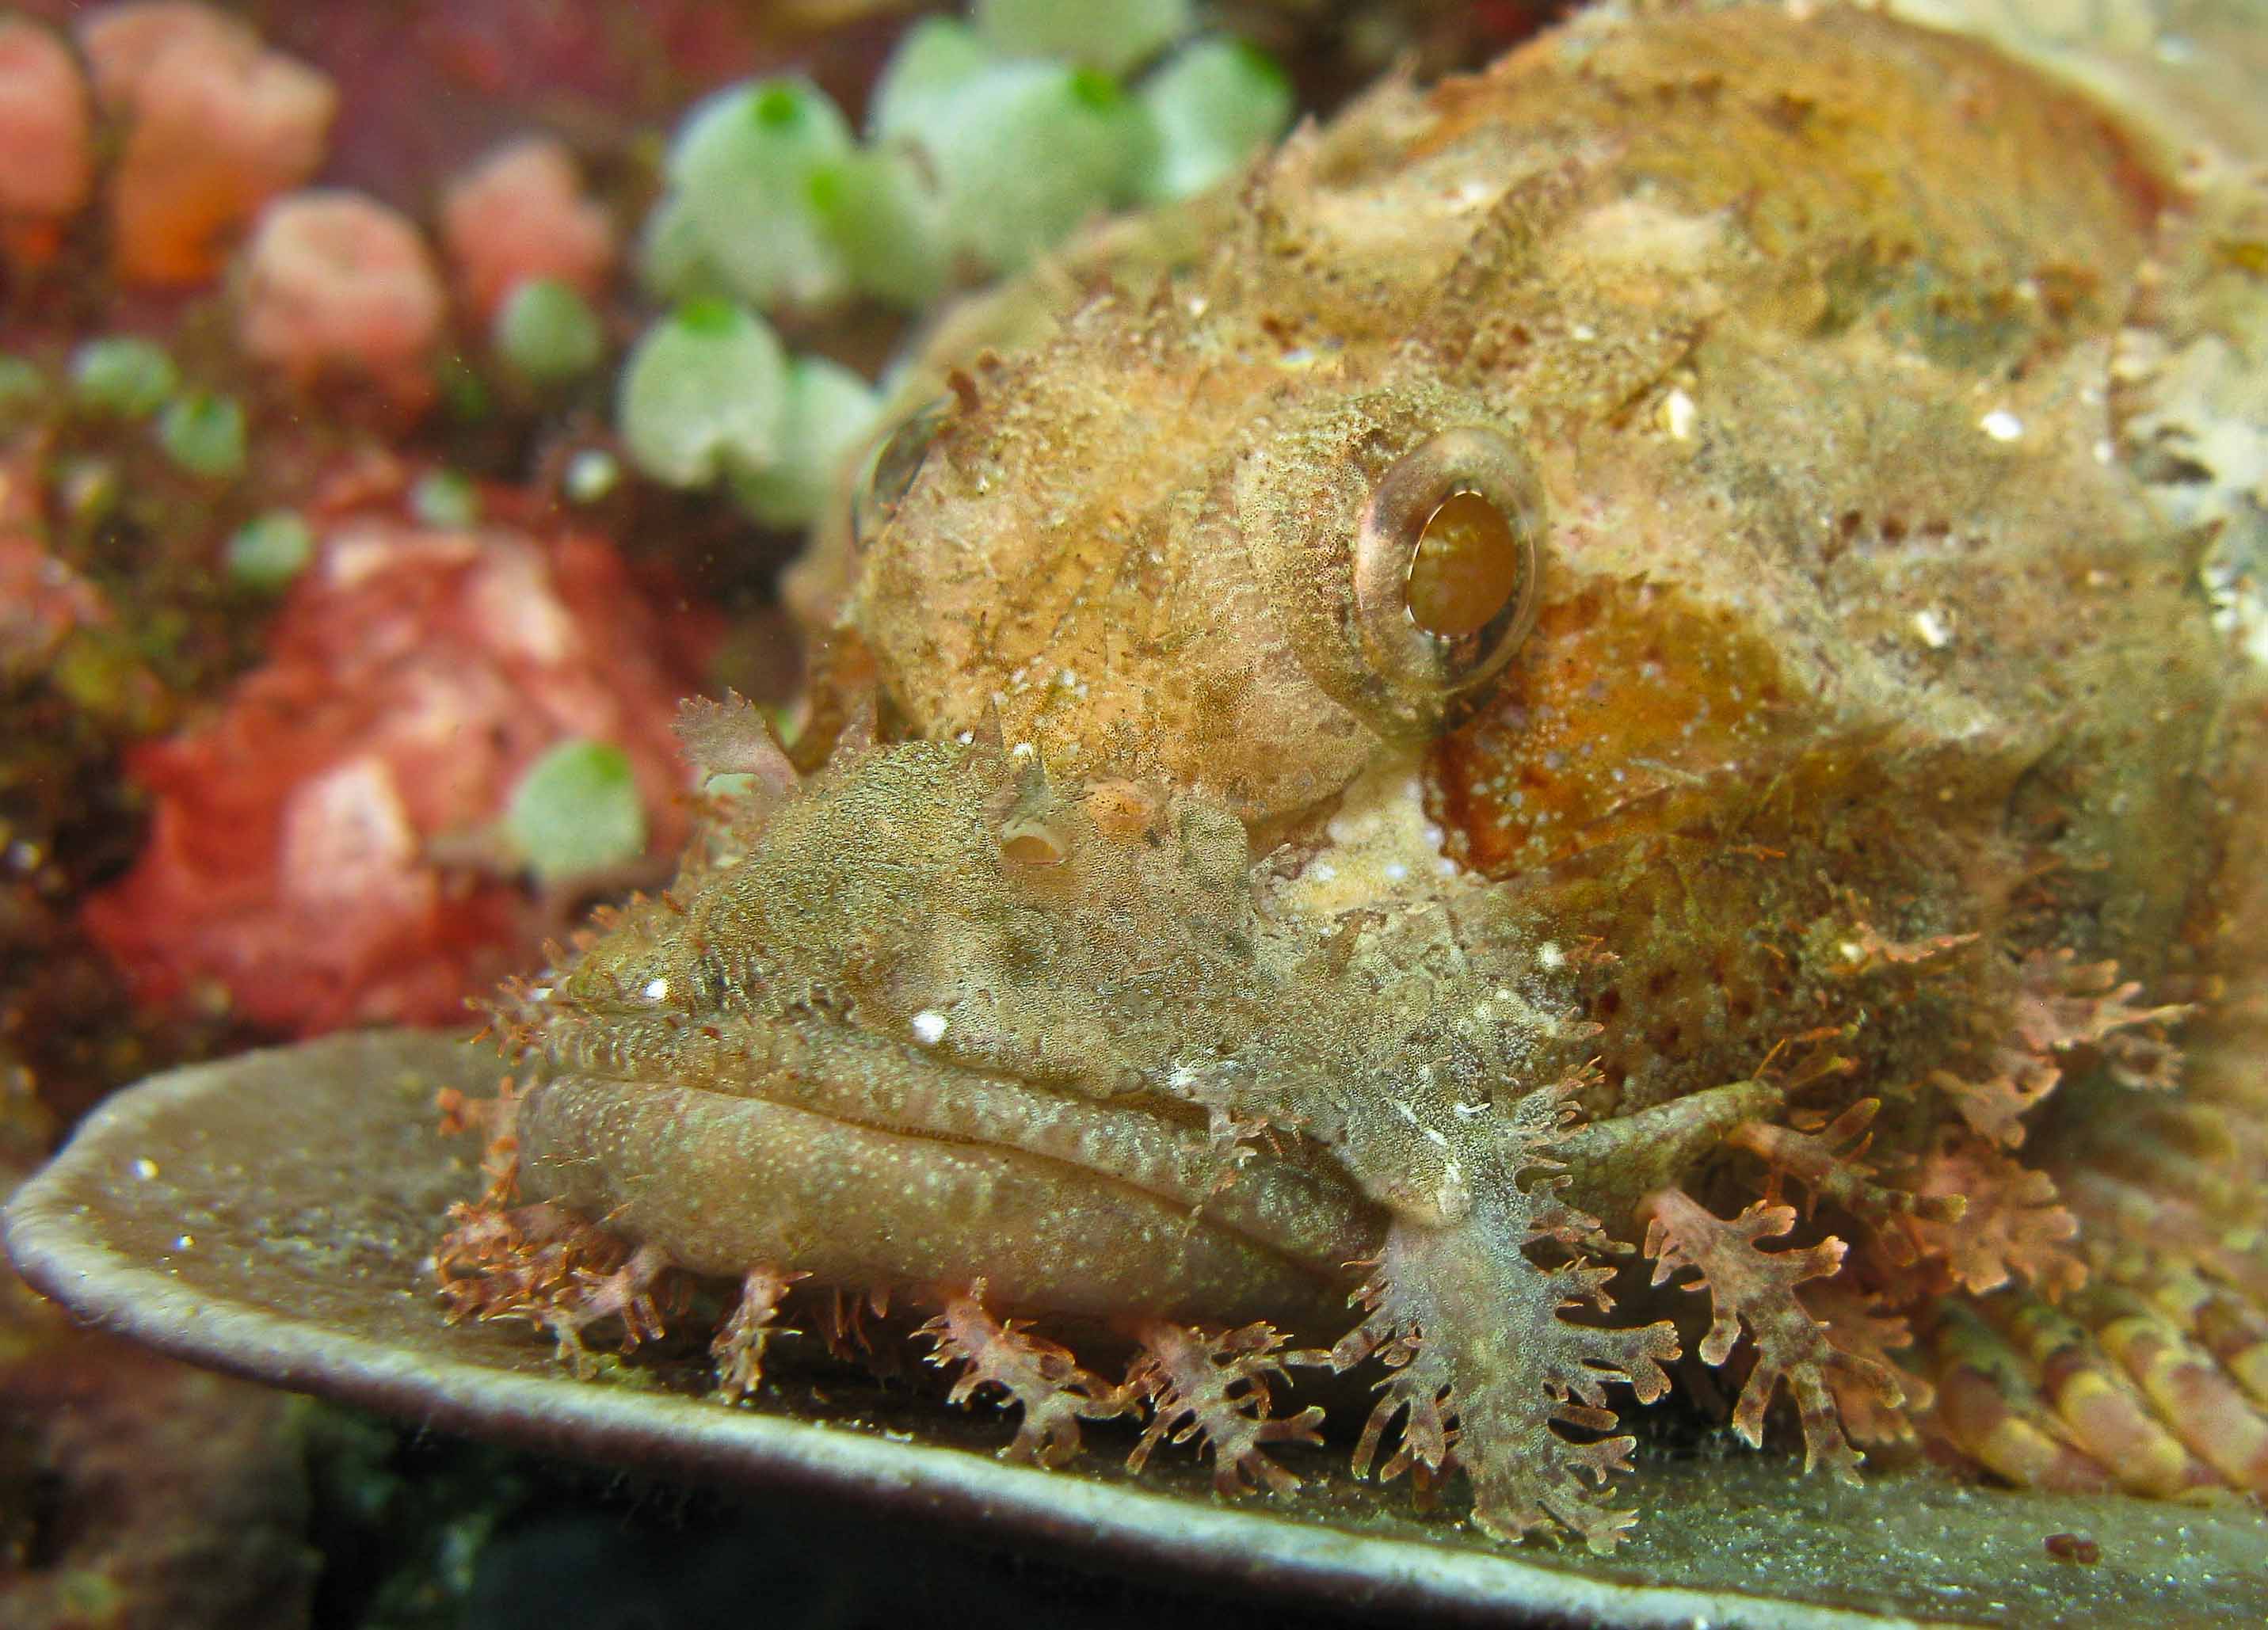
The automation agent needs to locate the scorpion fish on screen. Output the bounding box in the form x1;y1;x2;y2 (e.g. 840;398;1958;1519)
436;2;2268;1551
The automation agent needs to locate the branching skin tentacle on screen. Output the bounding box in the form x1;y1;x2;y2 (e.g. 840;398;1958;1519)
1639;1188;1894;1482
1322;1070;1682;1549
919;1280;1128;1468
1122;1319;1329;1496
711;1264;808;1403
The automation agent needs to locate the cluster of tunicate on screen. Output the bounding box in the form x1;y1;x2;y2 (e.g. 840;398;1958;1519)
440;137;619;389
0;333;253;488
616;0;1292;527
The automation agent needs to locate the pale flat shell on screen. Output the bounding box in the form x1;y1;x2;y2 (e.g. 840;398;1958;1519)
7;1030;2264;1626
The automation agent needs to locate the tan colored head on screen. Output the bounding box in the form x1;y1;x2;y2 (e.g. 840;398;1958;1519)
848;355;1544;828
837;7;2183;859
835;70;1591;831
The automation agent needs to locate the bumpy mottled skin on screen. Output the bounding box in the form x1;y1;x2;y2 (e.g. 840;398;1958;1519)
444;6;2268;1550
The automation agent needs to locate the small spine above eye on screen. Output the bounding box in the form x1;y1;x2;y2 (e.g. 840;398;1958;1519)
1353;425;1545;709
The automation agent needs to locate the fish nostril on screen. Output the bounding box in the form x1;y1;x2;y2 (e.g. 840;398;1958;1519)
998;817;1069;867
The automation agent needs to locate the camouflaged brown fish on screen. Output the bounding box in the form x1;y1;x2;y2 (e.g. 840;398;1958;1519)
436;2;2268;1551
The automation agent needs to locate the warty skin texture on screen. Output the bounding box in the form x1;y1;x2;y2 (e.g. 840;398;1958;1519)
445;4;2268;1551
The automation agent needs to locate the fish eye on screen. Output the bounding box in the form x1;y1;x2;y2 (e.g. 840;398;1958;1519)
1408;491;1525;639
851;397;950;550
1352;426;1543;699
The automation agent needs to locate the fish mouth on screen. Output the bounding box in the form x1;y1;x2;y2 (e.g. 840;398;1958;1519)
508;1004;1378;1331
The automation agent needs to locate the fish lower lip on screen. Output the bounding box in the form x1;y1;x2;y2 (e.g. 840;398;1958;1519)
515;1069;1355;1328
535;1020;1378;1278
520;1010;1375;1321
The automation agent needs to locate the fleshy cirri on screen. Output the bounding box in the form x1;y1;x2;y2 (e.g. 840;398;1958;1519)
438;5;2268;1550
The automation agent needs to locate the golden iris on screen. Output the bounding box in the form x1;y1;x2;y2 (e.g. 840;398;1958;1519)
1406;489;1524;640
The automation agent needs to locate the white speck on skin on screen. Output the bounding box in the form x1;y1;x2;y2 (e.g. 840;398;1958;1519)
1839;941;1866;964
1571;322;1597;341
1537;942;1566;970
642;977;670;1003
1979;409;2023;443
132;1158;158;1179
1661;387;1698;440
2202;560;2268;668
1276;753;1448;913
911;1011;949;1046
1912;608;1953;649
1010;742;1035;760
